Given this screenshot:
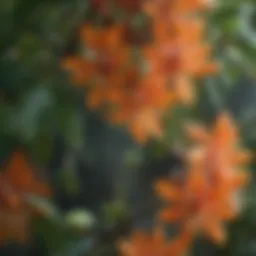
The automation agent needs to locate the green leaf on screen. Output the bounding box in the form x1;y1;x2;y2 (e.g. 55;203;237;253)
9;86;54;142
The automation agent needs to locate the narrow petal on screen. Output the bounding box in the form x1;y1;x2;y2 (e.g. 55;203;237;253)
214;201;238;220
153;225;166;247
184;122;209;143
118;240;134;256
166;230;192;255
195;62;220;76
231;171;251;188
214;112;238;144
174;76;195;105
155;180;181;201
158;207;184;222
186;147;206;166
233;151;252;165
203;219;226;244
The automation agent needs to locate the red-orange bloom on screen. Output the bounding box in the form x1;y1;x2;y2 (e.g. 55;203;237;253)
155;113;251;245
0;151;51;243
185;112;251;192
118;226;191;256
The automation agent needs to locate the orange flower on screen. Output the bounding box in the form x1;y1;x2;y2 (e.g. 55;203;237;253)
144;17;218;81
118;226;191;256
156;168;234;244
0;151;51;243
155;113;251;245
128;108;163;143
141;1;219;118
185;112;251;189
1;151;50;198
63;24;129;89
80;24;128;78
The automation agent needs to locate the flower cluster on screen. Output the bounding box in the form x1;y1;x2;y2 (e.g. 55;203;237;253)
62;0;218;143
0;151;50;243
119;113;251;256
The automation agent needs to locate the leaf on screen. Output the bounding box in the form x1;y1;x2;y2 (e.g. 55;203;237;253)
65;111;84;150
26;195;61;220
9;86;54;142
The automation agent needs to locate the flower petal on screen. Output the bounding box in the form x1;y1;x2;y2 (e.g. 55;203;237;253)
158;207;184;222
155;180;181;201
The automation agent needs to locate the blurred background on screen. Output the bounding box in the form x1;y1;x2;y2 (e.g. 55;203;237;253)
0;0;256;255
